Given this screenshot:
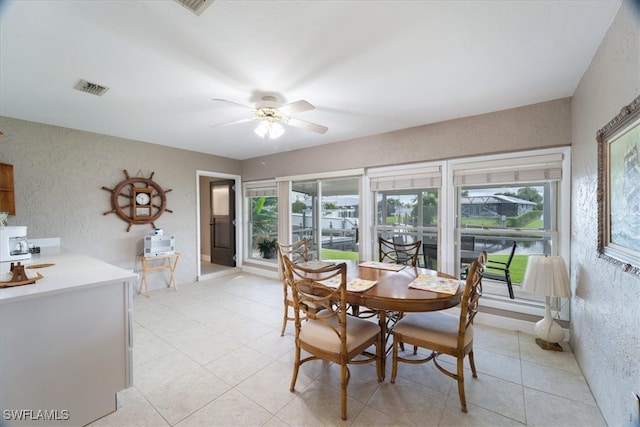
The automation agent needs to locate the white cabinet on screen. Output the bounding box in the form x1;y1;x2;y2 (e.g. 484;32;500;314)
0;250;136;426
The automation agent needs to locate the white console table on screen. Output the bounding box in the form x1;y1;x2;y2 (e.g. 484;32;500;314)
0;248;137;426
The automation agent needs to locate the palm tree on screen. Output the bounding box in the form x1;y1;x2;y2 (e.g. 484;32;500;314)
252;197;278;237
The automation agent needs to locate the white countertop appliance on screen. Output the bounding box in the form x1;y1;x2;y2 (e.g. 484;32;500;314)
0;226;31;270
143;234;175;257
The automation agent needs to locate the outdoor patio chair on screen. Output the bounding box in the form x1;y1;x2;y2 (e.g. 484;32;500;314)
422;243;438;270
483;241;517;299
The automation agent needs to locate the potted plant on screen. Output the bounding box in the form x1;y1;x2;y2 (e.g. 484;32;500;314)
257;236;277;259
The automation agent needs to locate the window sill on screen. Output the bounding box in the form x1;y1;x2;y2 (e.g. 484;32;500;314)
480;282;569;322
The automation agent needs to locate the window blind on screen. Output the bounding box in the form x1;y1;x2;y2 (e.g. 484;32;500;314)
369;166;442;191
452;153;563;186
244;181;277;197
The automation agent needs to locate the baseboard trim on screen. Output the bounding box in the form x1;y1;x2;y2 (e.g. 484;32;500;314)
242;264;279;279
474;310;570;341
198;267;241;281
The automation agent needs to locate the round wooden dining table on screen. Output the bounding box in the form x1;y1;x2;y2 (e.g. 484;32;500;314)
336;260;464;378
343;261;463;312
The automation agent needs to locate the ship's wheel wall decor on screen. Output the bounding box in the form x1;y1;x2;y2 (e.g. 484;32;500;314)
102;170;172;232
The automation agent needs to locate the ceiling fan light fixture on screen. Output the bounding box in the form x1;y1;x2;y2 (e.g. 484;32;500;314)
212;97;327;136
255;120;284;139
268;121;285;139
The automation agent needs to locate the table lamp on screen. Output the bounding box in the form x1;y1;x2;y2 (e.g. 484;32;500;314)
521;254;571;351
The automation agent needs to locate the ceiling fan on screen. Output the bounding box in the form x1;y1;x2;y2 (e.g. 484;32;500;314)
211;96;328;139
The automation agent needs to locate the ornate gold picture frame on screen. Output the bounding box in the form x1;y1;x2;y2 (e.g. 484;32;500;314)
597;94;640;275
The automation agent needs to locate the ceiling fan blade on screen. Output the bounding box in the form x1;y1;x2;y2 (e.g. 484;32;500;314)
211;117;256;128
211;98;254;110
287;117;328;134
278;100;314;115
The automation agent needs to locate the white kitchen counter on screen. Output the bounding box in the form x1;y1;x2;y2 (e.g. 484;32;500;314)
0;248;136;426
1;247;137;303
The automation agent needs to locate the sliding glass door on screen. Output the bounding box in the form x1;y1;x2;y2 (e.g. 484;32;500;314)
291;177;360;261
291;180;318;258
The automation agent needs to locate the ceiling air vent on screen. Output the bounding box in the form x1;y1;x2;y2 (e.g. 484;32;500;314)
175;0;214;16
74;79;109;96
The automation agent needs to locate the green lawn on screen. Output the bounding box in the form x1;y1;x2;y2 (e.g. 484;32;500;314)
486;254;527;284
321;249;359;261
462;218;501;227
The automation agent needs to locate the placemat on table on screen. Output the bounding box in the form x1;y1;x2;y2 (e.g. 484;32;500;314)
408;274;461;295
298;260;336;269
319;277;377;292
358;261;406;271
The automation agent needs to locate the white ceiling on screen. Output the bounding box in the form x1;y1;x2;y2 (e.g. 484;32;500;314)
0;0;622;160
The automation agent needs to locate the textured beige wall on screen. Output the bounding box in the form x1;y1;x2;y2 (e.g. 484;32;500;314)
571;1;640;426
0;117;241;286
242;98;571;180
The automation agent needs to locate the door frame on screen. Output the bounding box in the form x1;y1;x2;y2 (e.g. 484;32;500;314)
196;170;242;278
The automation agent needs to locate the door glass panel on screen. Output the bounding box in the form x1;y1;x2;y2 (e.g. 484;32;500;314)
212;186;229;216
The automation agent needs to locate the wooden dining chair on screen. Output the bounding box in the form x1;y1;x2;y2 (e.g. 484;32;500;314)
477;250;488;268
283;256;383;420
391;259;484;413
276;238;309;336
379;236;421;266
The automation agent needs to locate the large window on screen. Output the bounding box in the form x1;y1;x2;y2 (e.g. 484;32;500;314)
456;182;557;299
367;149;570;317
263;148;570;318
245;182;278;262
374;189;439;265
452;150;569;308
370;165;442;267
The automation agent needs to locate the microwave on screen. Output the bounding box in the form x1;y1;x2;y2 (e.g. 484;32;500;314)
143;234;175;257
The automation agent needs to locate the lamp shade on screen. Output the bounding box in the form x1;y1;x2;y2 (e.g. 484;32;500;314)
521;255;571;297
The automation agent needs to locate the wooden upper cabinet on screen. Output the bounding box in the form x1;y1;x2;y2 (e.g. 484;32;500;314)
0;163;16;215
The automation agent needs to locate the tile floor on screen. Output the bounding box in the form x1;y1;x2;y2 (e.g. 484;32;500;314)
89;273;606;427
